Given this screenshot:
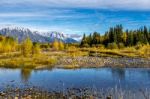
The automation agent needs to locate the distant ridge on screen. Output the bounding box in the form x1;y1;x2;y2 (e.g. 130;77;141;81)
0;27;78;43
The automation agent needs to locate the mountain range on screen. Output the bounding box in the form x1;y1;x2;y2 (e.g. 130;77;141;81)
0;27;78;43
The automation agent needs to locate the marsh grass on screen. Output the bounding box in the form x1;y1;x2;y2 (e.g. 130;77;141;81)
0;53;57;69
0;45;149;69
87;46;150;58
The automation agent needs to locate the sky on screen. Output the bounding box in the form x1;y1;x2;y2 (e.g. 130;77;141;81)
0;0;150;38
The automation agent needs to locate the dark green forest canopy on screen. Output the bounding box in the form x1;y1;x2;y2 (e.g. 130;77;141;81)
80;25;150;47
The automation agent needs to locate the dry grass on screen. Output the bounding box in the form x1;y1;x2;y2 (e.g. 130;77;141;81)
86;46;150;58
0;53;57;69
0;45;149;69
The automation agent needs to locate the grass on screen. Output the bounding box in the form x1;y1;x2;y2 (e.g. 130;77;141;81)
0;53;57;69
87;45;150;58
0;45;149;69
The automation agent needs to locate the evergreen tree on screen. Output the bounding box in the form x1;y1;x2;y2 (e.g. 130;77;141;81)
108;27;114;43
80;25;150;48
80;33;89;47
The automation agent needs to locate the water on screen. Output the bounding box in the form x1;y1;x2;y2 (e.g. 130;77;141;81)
0;68;150;92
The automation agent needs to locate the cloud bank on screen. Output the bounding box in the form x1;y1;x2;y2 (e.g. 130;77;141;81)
0;0;150;10
0;0;150;36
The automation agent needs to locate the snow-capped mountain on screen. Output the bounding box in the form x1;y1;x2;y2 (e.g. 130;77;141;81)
0;27;78;43
42;31;77;43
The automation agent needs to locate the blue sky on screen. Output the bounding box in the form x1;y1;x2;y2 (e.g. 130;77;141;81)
0;0;150;37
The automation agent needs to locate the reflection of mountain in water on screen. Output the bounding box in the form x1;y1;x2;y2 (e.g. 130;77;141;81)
20;69;32;82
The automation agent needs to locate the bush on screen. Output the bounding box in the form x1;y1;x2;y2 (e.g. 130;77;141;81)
40;44;49;49
96;44;105;49
135;42;143;49
107;42;118;49
91;44;96;48
82;43;90;48
139;44;150;57
0;36;18;53
118;43;125;49
32;43;41;55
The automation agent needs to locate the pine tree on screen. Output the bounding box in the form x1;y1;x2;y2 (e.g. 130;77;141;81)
80;33;89;47
115;24;123;43
80;25;150;48
87;33;92;46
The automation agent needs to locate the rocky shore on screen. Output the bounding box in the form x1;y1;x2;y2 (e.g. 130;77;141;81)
0;87;149;99
57;57;150;68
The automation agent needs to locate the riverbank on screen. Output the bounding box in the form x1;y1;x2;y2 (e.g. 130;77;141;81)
0;49;150;69
0;86;149;99
57;56;150;69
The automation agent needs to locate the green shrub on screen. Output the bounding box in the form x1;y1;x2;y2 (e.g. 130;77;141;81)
96;44;105;49
107;42;118;49
118;43;125;49
135;42;143;49
82;43;90;48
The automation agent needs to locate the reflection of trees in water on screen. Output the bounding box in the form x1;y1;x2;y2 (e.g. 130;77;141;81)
20;68;53;82
111;68;125;80
20;69;32;82
139;69;150;79
147;71;150;78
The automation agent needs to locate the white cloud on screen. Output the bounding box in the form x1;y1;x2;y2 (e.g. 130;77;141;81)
0;0;150;35
0;0;150;10
0;13;45;17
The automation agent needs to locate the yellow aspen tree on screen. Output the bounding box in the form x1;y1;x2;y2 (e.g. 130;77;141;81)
59;41;64;50
122;32;127;44
21;37;33;57
52;39;59;51
32;43;41;55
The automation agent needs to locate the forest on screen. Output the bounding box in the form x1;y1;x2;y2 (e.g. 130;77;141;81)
80;25;150;49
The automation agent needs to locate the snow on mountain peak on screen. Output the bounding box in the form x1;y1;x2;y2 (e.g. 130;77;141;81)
0;26;78;43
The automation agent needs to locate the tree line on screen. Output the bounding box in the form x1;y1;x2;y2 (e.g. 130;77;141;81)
0;34;66;56
80;25;150;48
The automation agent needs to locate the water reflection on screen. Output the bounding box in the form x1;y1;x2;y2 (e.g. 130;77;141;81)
111;68;125;80
0;68;149;91
20;69;32;82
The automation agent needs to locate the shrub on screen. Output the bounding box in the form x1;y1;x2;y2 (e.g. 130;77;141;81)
82;43;90;48
135;42;143;50
118;43;125;49
107;42;118;49
96;44;105;49
0;36;18;53
139;44;150;57
32;43;41;55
